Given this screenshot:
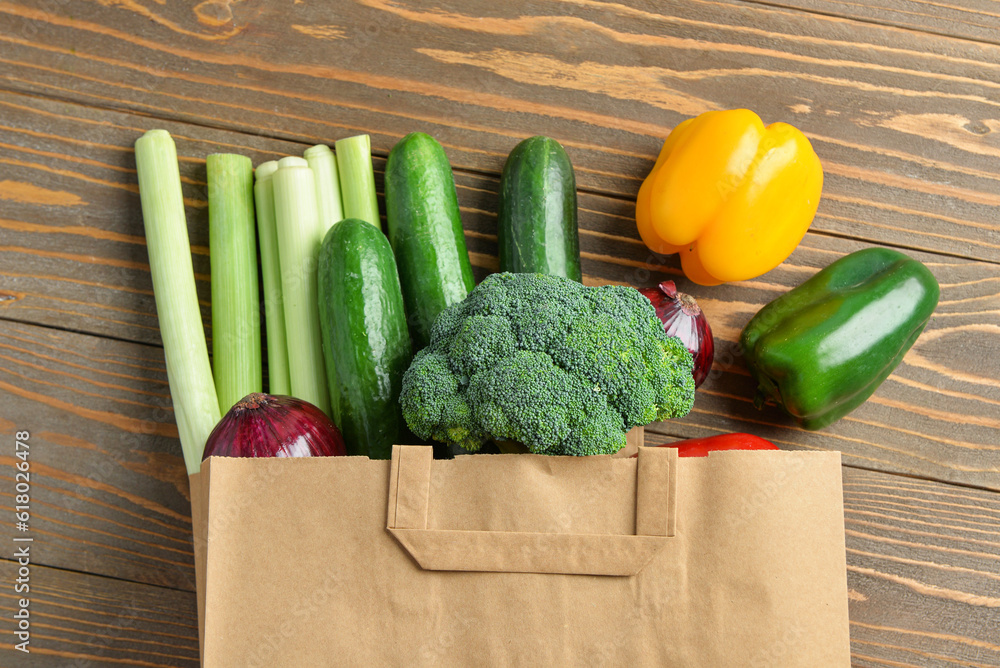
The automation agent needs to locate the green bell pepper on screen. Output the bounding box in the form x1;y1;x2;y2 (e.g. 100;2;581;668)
740;247;939;430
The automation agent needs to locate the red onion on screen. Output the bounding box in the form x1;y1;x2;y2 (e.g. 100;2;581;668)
201;393;346;460
638;281;715;388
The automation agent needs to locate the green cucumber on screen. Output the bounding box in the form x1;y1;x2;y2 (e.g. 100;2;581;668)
385;132;475;349
317;218;413;459
497;136;582;282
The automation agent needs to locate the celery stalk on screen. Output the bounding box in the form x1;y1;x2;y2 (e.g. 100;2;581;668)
253;161;291;396
334;134;380;228
271;157;332;416
134;129;221;475
304;144;344;234
207;153;262;413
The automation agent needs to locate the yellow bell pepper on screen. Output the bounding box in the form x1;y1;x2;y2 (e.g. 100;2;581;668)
635;109;823;286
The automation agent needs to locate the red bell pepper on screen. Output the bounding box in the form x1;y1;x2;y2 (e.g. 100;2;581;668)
654;433;778;457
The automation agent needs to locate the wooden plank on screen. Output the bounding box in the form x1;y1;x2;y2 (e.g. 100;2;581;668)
0;319;196;591
0;0;998;263
1;466;997;666
0;561;198;667
843;468;1000;667
742;0;1000;46
1;92;998;489
0;91;307;346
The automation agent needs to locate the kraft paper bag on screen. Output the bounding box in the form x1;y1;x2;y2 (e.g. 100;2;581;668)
190;444;850;667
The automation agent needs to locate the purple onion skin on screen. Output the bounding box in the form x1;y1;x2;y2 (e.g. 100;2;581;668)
202;393;346;460
638;281;715;388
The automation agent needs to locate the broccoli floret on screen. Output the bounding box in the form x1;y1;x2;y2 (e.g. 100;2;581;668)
467;350;626;456
398;349;487;451
400;272;696;456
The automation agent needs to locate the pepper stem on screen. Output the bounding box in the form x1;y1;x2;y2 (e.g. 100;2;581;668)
753;387;767;411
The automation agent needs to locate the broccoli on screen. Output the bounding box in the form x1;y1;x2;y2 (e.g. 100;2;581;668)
399;272;695;456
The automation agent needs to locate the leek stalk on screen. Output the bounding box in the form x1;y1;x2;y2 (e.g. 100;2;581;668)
334;134;380;227
207;153;262;413
271;157;332;416
253;161;291;396
304;144;344;234
134;129;220;474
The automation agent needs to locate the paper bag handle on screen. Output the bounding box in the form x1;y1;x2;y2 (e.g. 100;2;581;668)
386;445;677;576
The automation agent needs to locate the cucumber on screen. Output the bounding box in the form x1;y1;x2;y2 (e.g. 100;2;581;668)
384;132;475;350
497;136;582;282
317;218;413;459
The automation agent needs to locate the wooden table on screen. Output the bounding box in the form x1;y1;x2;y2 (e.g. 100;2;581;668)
1;1;998;665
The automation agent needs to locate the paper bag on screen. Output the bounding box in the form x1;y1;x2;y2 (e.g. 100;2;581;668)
190;445;850;666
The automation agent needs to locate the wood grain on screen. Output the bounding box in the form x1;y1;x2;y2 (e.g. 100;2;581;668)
745;0;1000;46
0;0;998;263
0;560;198;667
0;319;196;591
844;469;1000;667
0;91;308;346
